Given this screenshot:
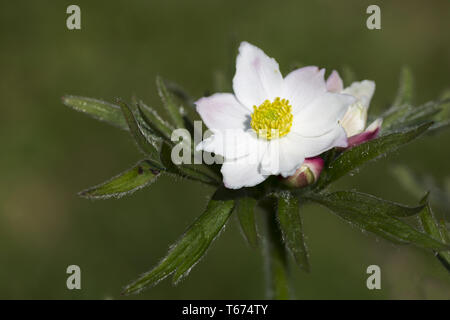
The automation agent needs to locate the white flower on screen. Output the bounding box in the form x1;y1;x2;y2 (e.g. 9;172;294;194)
195;42;355;189
326;70;383;147
326;70;377;137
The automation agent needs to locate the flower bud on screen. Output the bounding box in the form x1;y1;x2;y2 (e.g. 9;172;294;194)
346;118;383;148
281;157;324;188
340;102;368;137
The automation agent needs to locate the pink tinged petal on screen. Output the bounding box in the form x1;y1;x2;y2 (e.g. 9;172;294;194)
292;92;356;137
232;42;283;110
221;152;268;189
283;66;327;114
342;80;375;109
346;118;382;148
326;70;344;93
195;93;250;131
281;156;324;188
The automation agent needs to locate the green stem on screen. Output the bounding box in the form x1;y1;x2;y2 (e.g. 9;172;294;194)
261;199;291;300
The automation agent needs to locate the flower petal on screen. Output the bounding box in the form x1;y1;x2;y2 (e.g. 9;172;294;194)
290;125;348;158
346;118;383;148
342;80;375;109
195;93;250;131
292;92;355;137
283;66;327;113
196;129;260;160
221;152;268;189
260;135;305;177
340;103;367;137
233;42;284;110
326;70;344;93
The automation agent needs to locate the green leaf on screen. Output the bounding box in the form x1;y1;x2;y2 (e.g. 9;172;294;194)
165;81;195;107
62;95;127;130
122;189;235;294
319;191;425;218
308;191;449;250
137;100;174;140
260;199;290;300
117;99;161;161
418;197;450;271
419;196;442;239
156;76;185;129
316;122;432;190
78;160;161;199
439;220;450;245
236;196;258;248
160;141;220;186
382;100;448;133
393;66;414;107
277;192;310;272
432;92;450;132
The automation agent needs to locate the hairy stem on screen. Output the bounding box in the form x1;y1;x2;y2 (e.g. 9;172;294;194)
261;199;291;300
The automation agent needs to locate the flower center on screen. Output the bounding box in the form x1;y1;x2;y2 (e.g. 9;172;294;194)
250;97;293;140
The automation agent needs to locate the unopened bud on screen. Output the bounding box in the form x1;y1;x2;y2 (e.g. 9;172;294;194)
347;118;383;148
282;157;324;188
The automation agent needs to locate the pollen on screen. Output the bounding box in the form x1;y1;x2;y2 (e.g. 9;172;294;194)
250;97;293;140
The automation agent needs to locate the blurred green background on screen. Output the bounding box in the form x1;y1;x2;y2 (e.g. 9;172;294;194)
1;0;449;299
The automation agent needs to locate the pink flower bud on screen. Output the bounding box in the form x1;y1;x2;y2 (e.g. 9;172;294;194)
346;118;383;148
281;157;324;188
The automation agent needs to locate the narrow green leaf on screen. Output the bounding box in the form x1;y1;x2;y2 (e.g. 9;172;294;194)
160;141;220;186
117;99;161;160
316;122;432;190
405;100;444;123
157;76;185;129
165;81;195;107
439;220;450;245
277;192;310;272
322;191;425;218
122;189;235;294
236;196;258;248
137;100;174;140
419;195;441;238
393;66;414;107
382;100;448;133
308;192;449;250
62;95;127;130
418;198;450;272
78;160;161;199
381;104;414;131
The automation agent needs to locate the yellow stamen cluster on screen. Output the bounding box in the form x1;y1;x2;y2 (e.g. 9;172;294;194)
250;97;293;140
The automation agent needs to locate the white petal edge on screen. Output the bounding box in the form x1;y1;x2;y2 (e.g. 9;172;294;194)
195;93;250;131
221;151;268;189
196;129;260;160
289;125;348;158
232;42;284;110
260;135;306;177
283;66;327;114
292;92;356;137
342;80;375;109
